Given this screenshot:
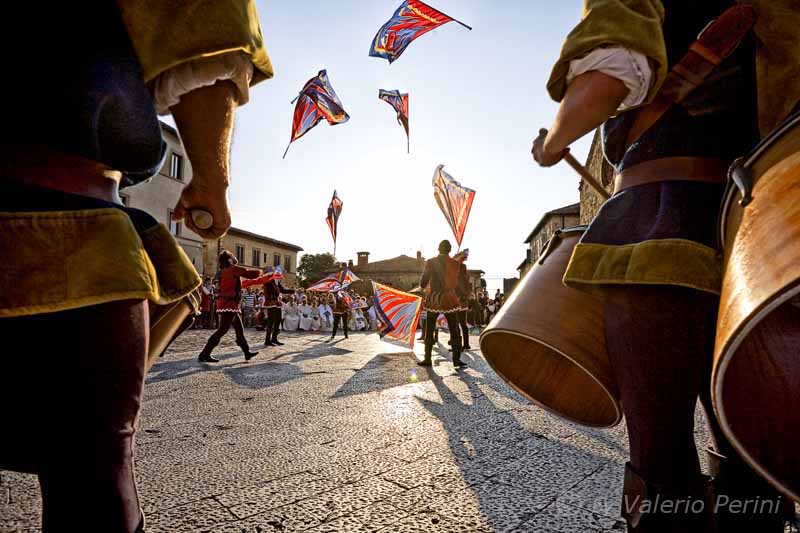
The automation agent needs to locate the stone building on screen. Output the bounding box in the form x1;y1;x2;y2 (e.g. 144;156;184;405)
579;130;615;224
517;202;581;277
204;227;303;285
119;121;205;271
343;251;485;296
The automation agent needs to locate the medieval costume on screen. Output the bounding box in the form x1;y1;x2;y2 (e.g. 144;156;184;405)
243;274;294;346
330;293;350;340
539;1;798;530
420;240;464;367
0;2;271;530
454;252;472;350
198;252;261;363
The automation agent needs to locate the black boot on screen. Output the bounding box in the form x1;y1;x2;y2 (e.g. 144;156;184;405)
271;332;284;346
417;355;432;367
621;462;709;533
238;342;259;361
706;448;792;532
264;325;275;346
198;348;219;363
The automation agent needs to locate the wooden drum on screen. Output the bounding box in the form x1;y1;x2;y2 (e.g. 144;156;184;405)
479;226;622;428
147;288;201;372
714;110;800;501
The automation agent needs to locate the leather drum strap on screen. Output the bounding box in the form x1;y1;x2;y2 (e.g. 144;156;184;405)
613;157;729;194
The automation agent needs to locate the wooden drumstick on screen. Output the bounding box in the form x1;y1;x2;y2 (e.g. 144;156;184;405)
190;209;214;230
563;153;610;200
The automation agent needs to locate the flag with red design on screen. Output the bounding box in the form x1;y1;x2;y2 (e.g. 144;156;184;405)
372;281;423;349
432;165;475;247
283;70;349;158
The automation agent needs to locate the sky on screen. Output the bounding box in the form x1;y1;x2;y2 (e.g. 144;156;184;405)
208;1;592;293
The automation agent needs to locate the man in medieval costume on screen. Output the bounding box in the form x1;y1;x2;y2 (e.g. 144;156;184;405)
244;268;295;346
419;240;464;367
533;1;798;531
0;2;272;530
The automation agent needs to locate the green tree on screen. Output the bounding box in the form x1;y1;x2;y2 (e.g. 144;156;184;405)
297;253;339;288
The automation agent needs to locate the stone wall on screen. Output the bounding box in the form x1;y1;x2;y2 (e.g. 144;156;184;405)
579;130;615;225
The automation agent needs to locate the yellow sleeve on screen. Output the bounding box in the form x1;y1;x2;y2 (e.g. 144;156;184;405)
546;0;666;105
117;0;274;85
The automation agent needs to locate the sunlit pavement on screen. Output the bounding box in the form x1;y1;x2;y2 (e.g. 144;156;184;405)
4;327;721;532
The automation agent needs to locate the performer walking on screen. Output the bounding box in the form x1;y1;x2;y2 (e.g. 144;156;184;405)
244;270;294;346
533;1;793;531
419;240;464;367
455;250;472;350
329;292;349;340
198;251;261;363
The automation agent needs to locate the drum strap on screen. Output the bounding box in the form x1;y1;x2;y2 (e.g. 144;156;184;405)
613;157;729;194
624;5;756;150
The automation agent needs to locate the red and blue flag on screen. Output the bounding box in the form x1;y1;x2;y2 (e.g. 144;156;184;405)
379;89;410;152
369;0;470;64
307;268;360;293
283;70;349;158
372;281;423;349
325;190;343;254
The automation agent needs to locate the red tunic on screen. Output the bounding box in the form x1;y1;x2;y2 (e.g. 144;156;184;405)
215;265;261;313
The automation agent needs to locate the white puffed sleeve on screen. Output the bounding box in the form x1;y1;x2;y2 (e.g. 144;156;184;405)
566;47;653;110
152;52;254;115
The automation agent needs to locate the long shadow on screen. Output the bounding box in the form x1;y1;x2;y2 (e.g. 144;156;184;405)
331;352;428;398
146;350;250;385
413;366;620;531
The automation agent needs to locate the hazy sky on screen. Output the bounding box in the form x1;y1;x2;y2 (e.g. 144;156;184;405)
215;1;591;292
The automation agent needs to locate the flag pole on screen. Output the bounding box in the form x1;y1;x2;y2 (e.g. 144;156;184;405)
407;94;410;154
416;0;472;30
290;93;301;105
282;142;292;159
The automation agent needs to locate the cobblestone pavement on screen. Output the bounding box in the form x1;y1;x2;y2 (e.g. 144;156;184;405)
1;326;726;532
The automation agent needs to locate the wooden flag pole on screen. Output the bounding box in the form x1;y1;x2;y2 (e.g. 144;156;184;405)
416;0;472;30
563;153;610;200
282;143;292;159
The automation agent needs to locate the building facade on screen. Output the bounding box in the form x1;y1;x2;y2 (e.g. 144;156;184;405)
204;227;303;285
343;251;484;296
517;203;581;277
119;122;205;271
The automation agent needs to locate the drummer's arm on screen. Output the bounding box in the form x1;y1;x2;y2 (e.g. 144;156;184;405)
533;71;629;167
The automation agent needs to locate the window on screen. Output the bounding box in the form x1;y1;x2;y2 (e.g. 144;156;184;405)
263;252;268;264
273;253;281;267
252;248;261;267
167;209;181;236
235;245;246;264
170;153;184;181
284;255;291;272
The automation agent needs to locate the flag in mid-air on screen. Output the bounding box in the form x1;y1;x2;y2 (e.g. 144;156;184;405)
379;89;410;152
306;268;360;293
432;165;475;247
241;266;284;289
372;281;423;349
369;0;471;64
283;70;349;158
325;190;343;254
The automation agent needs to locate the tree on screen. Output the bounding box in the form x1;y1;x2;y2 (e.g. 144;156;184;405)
297;253;339;288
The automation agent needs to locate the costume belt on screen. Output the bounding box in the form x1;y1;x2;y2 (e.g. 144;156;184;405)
1;146;122;204
613;157;729;195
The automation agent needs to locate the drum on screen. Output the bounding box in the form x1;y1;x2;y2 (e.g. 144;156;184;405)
479;226;622;428
147;288;201;372
714;110;800;501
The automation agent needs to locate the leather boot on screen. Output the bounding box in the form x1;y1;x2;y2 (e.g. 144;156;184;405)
621;462;709;533
705;448;793;532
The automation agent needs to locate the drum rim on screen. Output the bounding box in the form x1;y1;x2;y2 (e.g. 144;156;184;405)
713;279;800;502
720;110;800;244
479;326;623;428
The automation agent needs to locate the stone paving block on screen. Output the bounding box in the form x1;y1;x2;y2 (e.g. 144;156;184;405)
210;501;323;532
215;471;338;515
144;497;236;532
512;500;625;532
296;476;406;522
382;510;494;533
349;500;409;532
556;461;625;519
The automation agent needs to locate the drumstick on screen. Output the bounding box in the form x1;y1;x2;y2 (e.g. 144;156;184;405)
190;209;214;230
563;153;611;200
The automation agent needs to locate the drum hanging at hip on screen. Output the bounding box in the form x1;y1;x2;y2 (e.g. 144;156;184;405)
479;226;622;428
714;109;800;502
147;288;201;372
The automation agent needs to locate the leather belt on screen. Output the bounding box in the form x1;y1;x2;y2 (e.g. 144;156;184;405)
1;146;123;204
613;157;730;195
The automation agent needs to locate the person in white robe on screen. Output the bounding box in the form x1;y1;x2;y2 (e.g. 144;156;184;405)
318;301;333;331
366;302;378;331
298;301;313;331
310;300;321;331
283;301;300;331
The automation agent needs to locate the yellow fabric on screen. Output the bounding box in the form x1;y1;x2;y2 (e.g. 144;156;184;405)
745;0;800;135
117;0;274;84
563;238;722;295
547;0;667;105
0;209;201;317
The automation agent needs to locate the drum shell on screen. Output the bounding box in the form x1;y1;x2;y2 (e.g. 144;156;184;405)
147;288;201;372
714;112;800;502
480;227;621;428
